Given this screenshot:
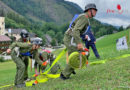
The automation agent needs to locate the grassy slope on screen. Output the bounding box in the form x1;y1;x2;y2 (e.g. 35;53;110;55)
89;29;130;61
0;29;130;89
2;56;130;90
0;61;34;86
25;57;130;90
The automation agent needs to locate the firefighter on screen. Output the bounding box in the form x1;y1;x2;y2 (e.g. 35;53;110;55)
60;3;98;80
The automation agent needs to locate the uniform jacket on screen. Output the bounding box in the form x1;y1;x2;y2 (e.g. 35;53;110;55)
65;13;89;45
9;42;43;65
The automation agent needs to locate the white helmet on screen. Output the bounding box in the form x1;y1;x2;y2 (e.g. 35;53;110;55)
31;37;42;45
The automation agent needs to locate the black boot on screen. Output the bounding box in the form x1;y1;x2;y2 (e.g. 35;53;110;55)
24;77;28;80
96;56;100;59
72;70;76;75
60;73;69;80
15;83;25;88
24;77;31;82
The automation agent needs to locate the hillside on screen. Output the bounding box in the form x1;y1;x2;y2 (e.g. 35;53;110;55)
27;57;130;90
0;56;129;90
89;29;130;61
1;0;83;25
0;1;17;15
0;29;130;89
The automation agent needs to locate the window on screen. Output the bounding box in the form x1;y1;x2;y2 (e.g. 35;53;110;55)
2;22;4;25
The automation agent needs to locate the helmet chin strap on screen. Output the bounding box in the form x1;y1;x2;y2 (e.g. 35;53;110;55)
90;9;94;17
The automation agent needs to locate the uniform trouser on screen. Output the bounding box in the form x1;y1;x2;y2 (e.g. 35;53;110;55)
11;51;29;85
23;57;29;79
50;61;60;74
62;34;78;78
85;42;100;58
34;58;60;74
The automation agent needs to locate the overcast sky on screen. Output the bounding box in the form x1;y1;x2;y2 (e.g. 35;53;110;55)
65;0;130;28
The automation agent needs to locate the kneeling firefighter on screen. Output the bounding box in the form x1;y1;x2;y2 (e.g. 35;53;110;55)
6;37;48;88
34;49;60;76
60;3;97;80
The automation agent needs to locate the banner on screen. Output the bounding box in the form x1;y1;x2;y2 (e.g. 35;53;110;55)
116;36;128;50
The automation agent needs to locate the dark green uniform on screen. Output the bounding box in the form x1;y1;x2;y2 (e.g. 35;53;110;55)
62;13;89;78
9;42;43;85
17;38;30;81
35;51;60;74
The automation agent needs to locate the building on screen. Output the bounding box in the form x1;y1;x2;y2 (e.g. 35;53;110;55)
0;17;5;35
29;33;36;38
5;29;27;40
45;34;52;46
5;29;36;41
0;17;37;42
0;35;11;53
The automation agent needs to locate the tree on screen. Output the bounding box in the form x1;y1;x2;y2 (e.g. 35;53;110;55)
46;30;55;38
126;25;130;29
41;35;46;45
55;32;63;44
51;38;57;46
119;26;124;32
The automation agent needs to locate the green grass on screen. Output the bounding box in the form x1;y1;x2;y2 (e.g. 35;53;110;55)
27;57;130;90
0;29;130;89
2;57;130;90
89;29;130;61
0;61;35;86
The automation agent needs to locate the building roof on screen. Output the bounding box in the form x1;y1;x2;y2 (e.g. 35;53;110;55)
29;33;36;38
5;29;36;37
6;29;27;34
0;35;11;42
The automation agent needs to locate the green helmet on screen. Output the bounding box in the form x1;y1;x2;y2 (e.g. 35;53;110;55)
31;37;42;45
84;3;97;12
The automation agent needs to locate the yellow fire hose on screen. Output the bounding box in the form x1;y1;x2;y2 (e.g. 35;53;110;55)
26;48;67;86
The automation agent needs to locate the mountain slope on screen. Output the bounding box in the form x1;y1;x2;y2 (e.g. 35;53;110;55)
1;0;83;24
0;1;20;16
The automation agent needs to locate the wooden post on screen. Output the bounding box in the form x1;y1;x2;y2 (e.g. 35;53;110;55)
30;58;32;71
129;30;130;47
66;51;69;64
126;35;128;43
79;52;82;69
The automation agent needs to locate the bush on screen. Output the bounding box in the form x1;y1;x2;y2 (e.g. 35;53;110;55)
0;57;5;62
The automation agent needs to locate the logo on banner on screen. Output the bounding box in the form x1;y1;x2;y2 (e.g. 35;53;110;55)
107;4;128;14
